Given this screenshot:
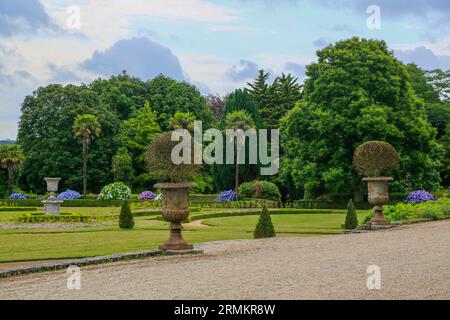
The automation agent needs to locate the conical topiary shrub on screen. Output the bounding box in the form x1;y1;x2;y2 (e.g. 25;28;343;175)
254;205;276;239
119;201;134;229
344;199;358;230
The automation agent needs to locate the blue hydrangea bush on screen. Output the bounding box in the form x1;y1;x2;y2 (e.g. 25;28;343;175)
138;191;157;201
405;190;435;204
9;193;27;200
58;190;81;200
216;190;237;202
98;182;132;201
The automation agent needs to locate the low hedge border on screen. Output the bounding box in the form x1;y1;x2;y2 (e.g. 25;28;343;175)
155;208;340;223
0;249;204;279
0;207;37;212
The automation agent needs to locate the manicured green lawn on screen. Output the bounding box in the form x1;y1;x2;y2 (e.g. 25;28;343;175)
0;211;369;262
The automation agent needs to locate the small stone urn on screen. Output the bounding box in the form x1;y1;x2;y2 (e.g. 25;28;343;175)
155;182;193;251
363;177;393;225
42;178;63;215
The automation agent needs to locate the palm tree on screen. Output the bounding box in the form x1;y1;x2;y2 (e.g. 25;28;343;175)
0;145;24;195
169;111;196;132
73;114;101;195
224;110;255;199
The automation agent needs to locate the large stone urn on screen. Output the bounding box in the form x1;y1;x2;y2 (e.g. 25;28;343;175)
155;182;193;251
42;178;63;215
363;177;393;225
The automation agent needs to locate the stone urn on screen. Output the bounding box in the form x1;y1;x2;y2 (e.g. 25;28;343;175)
363;177;393;225
42;177;63;215
155;182;194;251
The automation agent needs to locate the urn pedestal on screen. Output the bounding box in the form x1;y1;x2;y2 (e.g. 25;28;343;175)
42;178;63;215
363;177;393;225
155;182;193;251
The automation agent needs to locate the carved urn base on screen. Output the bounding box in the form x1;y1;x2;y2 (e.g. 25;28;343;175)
155;182;193;251
363;177;393;226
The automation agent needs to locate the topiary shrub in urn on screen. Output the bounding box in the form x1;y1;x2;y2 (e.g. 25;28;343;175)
146;131;201;250
353;141;399;225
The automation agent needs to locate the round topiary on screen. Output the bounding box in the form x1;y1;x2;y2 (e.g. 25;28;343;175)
98;182;132;201
146;131;201;183
238;180;281;201
353;141;399;176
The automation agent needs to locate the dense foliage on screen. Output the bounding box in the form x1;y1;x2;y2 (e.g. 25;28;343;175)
112;147;135;186
281;38;442;201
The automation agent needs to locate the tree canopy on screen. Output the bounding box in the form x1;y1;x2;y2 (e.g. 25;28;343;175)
280;38;442;200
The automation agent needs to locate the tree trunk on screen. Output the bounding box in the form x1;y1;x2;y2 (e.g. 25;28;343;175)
7;166;14;195
83;138;88;196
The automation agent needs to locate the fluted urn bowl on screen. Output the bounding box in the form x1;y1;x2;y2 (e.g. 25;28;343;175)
44;177;61;193
363;177;393;225
155;182;194;250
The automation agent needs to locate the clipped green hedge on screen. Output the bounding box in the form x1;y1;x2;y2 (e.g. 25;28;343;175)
184;208;335;222
16;213;91;223
292;200;379;210
0;207;37;212
191;199;279;209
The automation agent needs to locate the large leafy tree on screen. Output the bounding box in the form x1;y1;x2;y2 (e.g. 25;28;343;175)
280;38;442;200
406;64;450;139
0;145;24;195
73;114;102;195
90;71;147;120
118;101;161;189
145;75;214;131
18;84;120;194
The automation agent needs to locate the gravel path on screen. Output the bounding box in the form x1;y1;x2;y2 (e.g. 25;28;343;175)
1;220;449;300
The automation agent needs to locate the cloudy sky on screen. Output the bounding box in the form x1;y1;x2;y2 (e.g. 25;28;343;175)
1;0;450;140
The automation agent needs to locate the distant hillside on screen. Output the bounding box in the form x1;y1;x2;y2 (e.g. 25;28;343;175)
0;140;16;145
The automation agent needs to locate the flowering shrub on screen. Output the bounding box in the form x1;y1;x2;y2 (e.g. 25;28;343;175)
9;193;27;200
98;182;132;201
405;190;435;204
216;190;237;202
58;190;81;200
138;191;157;201
364;198;449;223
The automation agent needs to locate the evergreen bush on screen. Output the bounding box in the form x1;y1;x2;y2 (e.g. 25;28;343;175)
344;199;358;229
119;201;134;229
254;205;276;239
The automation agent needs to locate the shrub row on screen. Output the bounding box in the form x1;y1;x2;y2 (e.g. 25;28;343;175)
16;213;91;223
292;200;382;210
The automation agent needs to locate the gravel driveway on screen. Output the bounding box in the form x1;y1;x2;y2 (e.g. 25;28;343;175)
1;220;449;300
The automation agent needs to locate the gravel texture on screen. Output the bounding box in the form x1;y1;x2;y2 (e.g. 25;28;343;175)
0;220;449;300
